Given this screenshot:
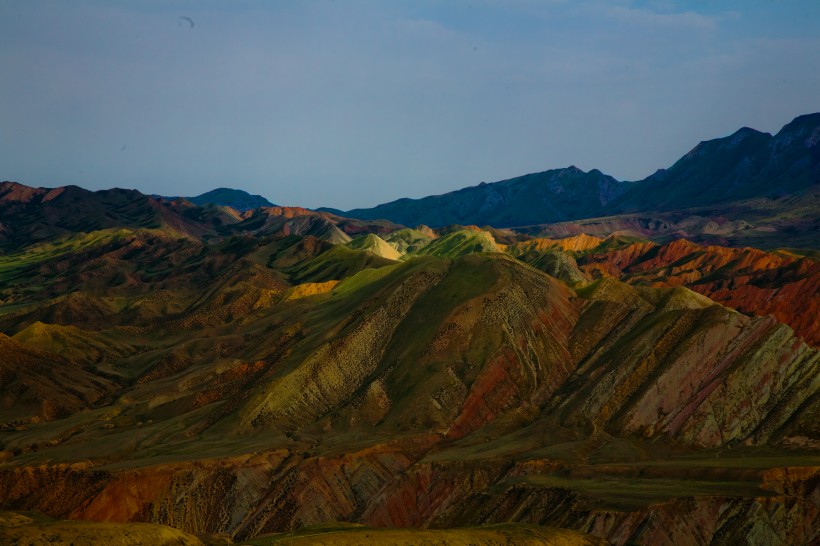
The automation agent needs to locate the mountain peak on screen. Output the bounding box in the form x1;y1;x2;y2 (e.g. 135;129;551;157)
785;112;820;126
337;165;625;228
0;181;44;203
731;126;768;139
608;112;818;214
774;112;820;148
186;188;275;211
724;126;770;149
733;126;765;135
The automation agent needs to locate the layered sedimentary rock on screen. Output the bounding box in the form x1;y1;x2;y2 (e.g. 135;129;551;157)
573;237;820;346
0;245;816;544
0;190;816;546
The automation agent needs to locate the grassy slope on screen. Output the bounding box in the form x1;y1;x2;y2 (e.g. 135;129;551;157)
289;245;397;283
347;233;402;260
410;229;501;258
0;511;203;546
383;227;434;255
249;523;606;545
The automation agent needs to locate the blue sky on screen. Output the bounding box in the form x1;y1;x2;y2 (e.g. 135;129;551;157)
1;0;818;209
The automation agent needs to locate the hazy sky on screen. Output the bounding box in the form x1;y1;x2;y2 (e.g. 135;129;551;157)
1;1;819;209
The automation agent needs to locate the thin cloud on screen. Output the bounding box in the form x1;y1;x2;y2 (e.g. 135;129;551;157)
606;5;718;32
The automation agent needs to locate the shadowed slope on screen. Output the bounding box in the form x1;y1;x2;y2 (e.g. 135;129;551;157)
0;333;118;423
0;182;223;249
13;322;135;366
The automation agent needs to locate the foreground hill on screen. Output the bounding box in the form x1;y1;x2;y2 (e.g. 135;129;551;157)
0;512;603;546
0;226;816;544
256;523;607;545
0;511;203;546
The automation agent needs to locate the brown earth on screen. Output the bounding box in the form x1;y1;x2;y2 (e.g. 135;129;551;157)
0;217;817;545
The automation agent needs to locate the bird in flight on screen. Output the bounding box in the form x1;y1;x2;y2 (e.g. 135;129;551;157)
178;16;194;29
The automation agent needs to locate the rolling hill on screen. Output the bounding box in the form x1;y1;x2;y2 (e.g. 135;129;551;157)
0;114;818;545
0;221;816;544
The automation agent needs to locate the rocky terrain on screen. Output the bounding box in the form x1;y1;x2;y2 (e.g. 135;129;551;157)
0;112;818;544
0;211;816;544
511;234;820;346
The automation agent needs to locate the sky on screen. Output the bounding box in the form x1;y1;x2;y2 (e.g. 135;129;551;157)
1;1;819;209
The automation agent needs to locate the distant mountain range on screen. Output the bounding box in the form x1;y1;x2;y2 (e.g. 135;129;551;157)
0;182;388;250
2;112;817;252
321;167;630;228
323;113;820;229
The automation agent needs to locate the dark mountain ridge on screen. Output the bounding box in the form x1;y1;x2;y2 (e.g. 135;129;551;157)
609;112;820;213
329;113;820;229
323;166;632;228
0;182;168;249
